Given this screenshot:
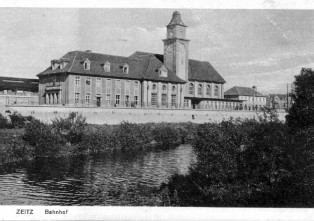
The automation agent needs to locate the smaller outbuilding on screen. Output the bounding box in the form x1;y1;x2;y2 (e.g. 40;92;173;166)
224;86;267;111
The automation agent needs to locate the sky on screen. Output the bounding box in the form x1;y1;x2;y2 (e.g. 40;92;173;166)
1;8;314;94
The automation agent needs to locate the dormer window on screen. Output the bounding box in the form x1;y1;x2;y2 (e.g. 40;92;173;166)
104;61;110;72
158;66;168;78
51;59;60;70
122;64;129;74
60;58;70;69
83;58;91;70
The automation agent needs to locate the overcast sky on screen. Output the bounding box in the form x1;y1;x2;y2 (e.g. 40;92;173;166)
1;8;314;94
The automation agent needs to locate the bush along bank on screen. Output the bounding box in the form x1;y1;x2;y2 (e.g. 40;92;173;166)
20;112;192;158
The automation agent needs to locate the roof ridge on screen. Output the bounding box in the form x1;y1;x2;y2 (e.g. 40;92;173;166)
68;52;78;73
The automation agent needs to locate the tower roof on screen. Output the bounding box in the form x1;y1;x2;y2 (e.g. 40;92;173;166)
167;11;187;27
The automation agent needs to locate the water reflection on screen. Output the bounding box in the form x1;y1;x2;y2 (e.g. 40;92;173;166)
0;145;196;205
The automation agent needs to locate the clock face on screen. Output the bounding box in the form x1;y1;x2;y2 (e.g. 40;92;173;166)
166;44;173;53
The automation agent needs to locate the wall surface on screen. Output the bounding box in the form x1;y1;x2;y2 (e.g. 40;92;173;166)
6;106;287;125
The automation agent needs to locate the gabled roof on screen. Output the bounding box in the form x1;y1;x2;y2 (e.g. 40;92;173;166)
38;50;225;84
224;86;265;97
131;51;226;84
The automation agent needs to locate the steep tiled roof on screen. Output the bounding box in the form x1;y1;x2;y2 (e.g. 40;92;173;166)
38;51;186;84
225;86;265;97
37;50;225;84
188;59;226;83
131;51;226;83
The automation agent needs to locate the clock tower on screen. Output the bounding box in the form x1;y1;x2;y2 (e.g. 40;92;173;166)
163;11;189;81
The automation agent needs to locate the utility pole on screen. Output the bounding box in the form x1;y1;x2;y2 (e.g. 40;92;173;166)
252;86;256;111
287;83;289;110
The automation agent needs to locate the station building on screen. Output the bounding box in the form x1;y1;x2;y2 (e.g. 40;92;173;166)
37;11;243;110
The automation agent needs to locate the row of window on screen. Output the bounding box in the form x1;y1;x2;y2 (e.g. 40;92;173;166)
239;96;266;102
74;92;139;106
189;83;219;97
151;93;177;107
83;59;129;73
150;83;177;92
75;76;139;95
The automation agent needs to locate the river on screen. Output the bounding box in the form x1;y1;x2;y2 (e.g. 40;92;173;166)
0;145;196;206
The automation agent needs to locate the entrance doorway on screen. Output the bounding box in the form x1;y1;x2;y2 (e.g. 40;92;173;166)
96;97;101;107
191;99;200;109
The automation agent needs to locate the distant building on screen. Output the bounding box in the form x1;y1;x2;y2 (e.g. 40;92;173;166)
37;11;243;110
0;76;38;106
224;86;267;110
267;94;292;111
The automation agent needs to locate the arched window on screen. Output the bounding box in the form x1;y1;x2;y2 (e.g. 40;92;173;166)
198;84;202;96
214;85;219;97
162;85;167;91
172;85;176;92
189;83;194;95
152;84;157;90
206;84;211;96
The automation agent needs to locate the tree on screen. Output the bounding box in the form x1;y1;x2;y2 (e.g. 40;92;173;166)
286;68;314;130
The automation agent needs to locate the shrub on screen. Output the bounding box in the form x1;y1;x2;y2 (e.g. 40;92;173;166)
0;113;11;129
23;119;64;158
51;112;87;145
152;123;181;149
9;112;27;128
161;118;300;207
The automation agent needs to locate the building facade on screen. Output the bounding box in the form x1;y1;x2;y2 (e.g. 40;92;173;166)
37;11;241;110
0;76;38;106
224;86;267;110
267;94;292;111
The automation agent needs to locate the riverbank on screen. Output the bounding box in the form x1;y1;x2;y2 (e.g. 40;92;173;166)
0;112;196;165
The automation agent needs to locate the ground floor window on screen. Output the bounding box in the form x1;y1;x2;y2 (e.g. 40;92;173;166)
85;93;90;104
161;94;167;107
125;95;129;106
106;94;111;105
184;99;189;107
134;96;138;105
151;93;157;106
115;95;120;106
75;93;80;104
172;95;177;107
